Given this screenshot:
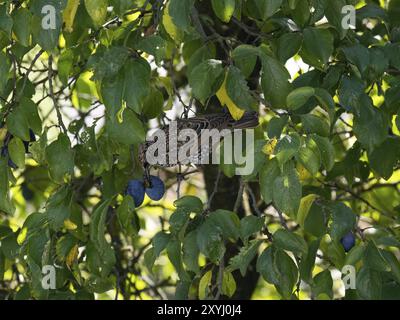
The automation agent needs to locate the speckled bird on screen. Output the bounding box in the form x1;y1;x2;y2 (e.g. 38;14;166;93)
138;111;259;184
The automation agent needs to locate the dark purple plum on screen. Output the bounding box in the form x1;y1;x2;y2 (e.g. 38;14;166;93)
126;179;145;207
340;232;356;252
145;176;165;201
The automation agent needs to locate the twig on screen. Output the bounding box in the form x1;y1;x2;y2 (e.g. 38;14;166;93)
215;257;225;300
233;179;245;212
274;206;289;230
48;55;67;133
205;169;222;211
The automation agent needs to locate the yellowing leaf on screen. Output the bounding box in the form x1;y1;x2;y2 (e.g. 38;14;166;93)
297;194;318;227
199;270;212;300
212;0;236;23
64;219;77;230
262;138;278;156
0;127;7;142
216;72;245;120
17;227;28;245
296;162;312;181
84;0;107;27
66;244;79;268
222;271;237;297
63;0;80;33
162;2;183;42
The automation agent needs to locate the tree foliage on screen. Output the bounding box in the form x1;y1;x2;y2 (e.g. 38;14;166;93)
0;0;400;300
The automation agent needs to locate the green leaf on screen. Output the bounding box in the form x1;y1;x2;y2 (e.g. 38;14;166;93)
45;133;75;183
299;239;320;283
312;270;333;299
1;232;19;260
304;202;329;237
6;98;41;140
89;200;112;250
12;8;32;47
0;4;13;36
325;0;348;39
227;239;262;276
6;108;30;141
342;44;370;74
275;133;301;166
314;88;335;121
353;97;388;151
169;209;190;238
312;135;335;171
84;0;108;27
356;267;382;300
8;137;25;169
20;97;42;135
187;44;216;77
257;246;280;284
144;248;156;272
261;53;292;108
189;59;224;103
123;57;151;113
0;159;15;215
364;241;391;272
272;163;302;217
240;216;264;244
368;137;400;180
267;115;288;139
276;32;303;63
222;271;237;297
98;56;150;115
301;114;330;137
259;158;280;204
225;66;256;111
327;240;346;269
212;0;236;22
174;196;204;214
116;196;138;236
0;51;10;94
344;245;365;266
273;229;308;255
106;109;145;145
167;239;188;281
208;210;240;242
248;0;283;20
382;250;400;284
274;249;299;299
287;87;315;110
183;231;200;273
338;76;365;114
30;0;65;51
329;202;356;241
46;186;73;230
152;232;171;257
296;137;321;175
232;45;258;78
142;86;164;119
91;47;130;81
301;27;334;68
169;0;194;30
197;220;225;263
135;35;167;64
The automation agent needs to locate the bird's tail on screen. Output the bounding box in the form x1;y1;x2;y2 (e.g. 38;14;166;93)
230;111;259;129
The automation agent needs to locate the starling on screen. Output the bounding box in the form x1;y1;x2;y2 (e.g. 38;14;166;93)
139;111;259;183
